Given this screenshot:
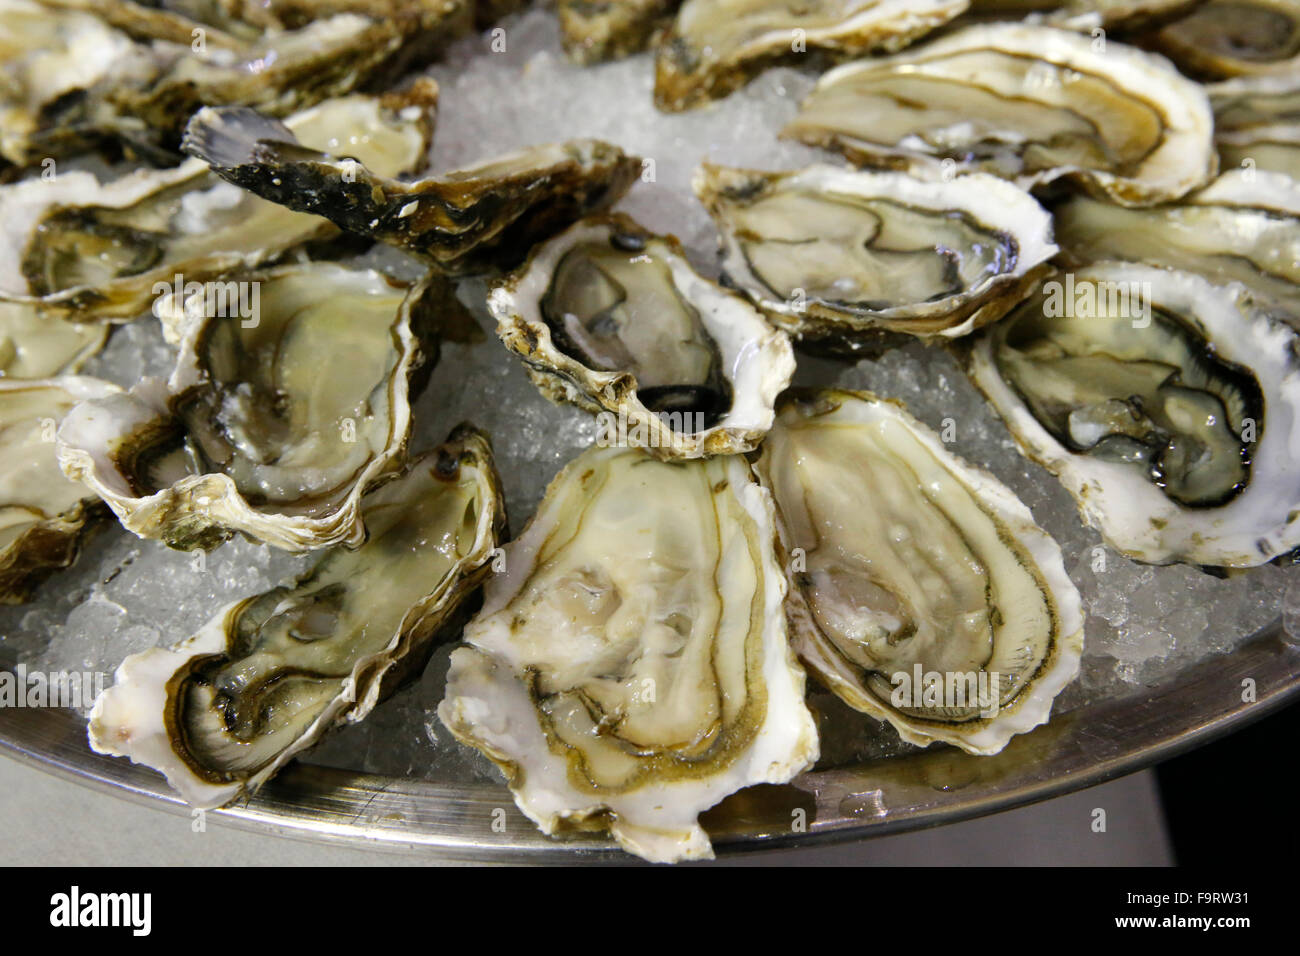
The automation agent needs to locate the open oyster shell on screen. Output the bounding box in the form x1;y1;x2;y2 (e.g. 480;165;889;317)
489;213;795;459
782;22;1217;206
559;0;681;64
0;302;106;378
1210;74;1300;179
754;389;1084;755
967;262;1300;567
654;0;968;111
88;427;505;809
183;106;643;276
1138;0;1300;79
57;262;440;552
438;444;819;863
1055;169;1300;321
693;163;1057;346
0;85;437;321
966;0;1202;28
0;376;120;603
1;2;426;166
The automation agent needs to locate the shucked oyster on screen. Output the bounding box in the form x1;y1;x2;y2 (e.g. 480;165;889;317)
0;1;422;166
783;22;1217;206
0;86;437;321
1055;170;1300;321
1138;0;1300;79
57;262;439;552
754;389;1084;755
439;444;819;863
490;213;794;459
0;376;120;603
654;0;968;111
967;262;1300;567
183;106;643;276
89;428;505;808
694;163;1057;346
1210;74;1300;179
0;302;106;378
559;0;681;64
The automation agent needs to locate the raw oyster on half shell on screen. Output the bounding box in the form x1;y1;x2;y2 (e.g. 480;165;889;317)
754;389;1084;755
558;0;681;64
783;22;1217;205
438;444;819;863
57;262;440;552
1210;74;1300;179
694;163;1057;346
0;85;437;321
88;427;505;808
967;262;1300;567
489;213;794;459
654;0;968;111
183;106;643;276
1138;0;1300;79
0;376;120;603
0;302;106;378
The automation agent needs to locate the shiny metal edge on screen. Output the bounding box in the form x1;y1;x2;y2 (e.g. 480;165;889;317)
2;623;1297;863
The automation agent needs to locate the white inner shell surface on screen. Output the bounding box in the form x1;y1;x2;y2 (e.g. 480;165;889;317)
439;446;818;863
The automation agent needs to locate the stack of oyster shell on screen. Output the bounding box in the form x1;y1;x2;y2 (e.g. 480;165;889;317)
1;0;1297;863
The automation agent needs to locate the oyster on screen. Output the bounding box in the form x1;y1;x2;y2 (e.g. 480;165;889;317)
967;262;1300;567
1210;74;1300;179
438;444;819;863
1139;0;1300;78
88;427;505;808
753;389;1084;755
0;376;120;603
57;262;439;552
183;106;644;276
1054;170;1300;321
782;22;1217;206
966;0;1201;27
0;302;107;378
559;0;681;64
693;163;1057;346
1;3;422;166
654;0;968;111
490;213;794;459
0;85;436;320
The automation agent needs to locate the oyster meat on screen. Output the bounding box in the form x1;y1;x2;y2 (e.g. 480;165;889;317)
0;376;120;603
183;105;643;276
88;427;505;808
1138;0;1300;78
0;302;106;378
57;262;440;552
783;22;1217;205
438;444;819;863
694;163;1057;345
490;213;794;459
967;262;1300;567
1055;169;1300;321
654;0;968;111
1210;74;1300;179
754;389;1084;755
0;85;436;320
559;0;681;64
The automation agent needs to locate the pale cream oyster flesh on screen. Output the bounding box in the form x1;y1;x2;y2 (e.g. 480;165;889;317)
693;163;1057;345
0;85;436;321
0;301;106;378
782;22;1217;206
654;0;968;111
967;262;1300;567
57;262;439;552
1210;74;1300;179
754;389;1083;755
0;376;120;603
559;0;682;64
0;0;427;166
89;427;505;809
489;213;794;459
183;106;643;276
1055;169;1300;321
439;444;818;863
1138;0;1300;79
